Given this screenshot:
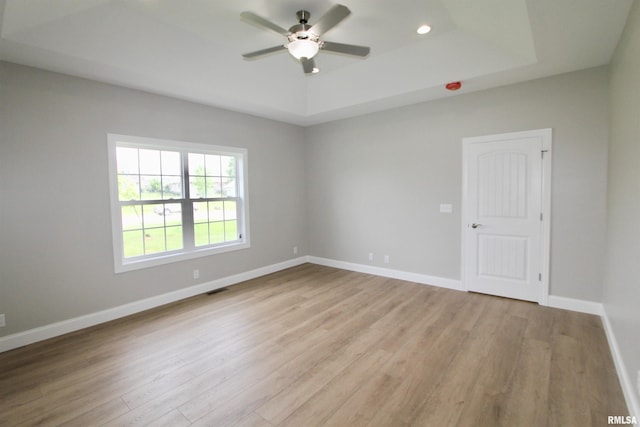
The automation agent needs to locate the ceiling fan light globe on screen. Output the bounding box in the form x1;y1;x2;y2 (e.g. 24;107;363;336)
287;39;319;60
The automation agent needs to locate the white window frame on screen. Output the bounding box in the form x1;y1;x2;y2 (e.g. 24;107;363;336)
107;134;250;273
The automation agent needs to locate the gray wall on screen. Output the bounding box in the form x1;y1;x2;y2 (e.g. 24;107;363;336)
605;0;640;411
0;61;308;337
0;60;614;338
306;67;610;301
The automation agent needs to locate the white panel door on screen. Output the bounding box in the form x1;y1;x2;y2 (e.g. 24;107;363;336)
463;130;551;302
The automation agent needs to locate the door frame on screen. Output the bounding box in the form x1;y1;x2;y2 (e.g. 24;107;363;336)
461;129;552;305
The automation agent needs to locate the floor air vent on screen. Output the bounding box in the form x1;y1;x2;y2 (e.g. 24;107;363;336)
206;288;229;295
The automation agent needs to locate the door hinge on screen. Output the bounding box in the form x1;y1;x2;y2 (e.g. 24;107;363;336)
540;212;543;221
538;273;542;281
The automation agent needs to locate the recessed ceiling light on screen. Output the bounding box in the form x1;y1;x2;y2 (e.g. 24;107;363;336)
417;25;432;35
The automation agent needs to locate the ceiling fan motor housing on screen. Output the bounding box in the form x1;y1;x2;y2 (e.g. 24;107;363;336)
289;10;318;41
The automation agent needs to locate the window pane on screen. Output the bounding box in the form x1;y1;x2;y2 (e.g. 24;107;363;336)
166;226;183;251
223;177;237;197
141;176;162;200
208;201;224;221
123;230;144;258
221;156;235;177
143;204;165;228
118;175;140;201
144;228;166;254
210;222;225;244
164;203;182;226
205;154;221;176
139;149;161;175
193;202;208;223
206;176;222;198
203;176;214;198
189;176;206;199
224;201;237;220
194;223;209;246
121;205;142;231
116;147;139;174
189;153;205;176
225;220;237;240
161;151;181;175
162;175;182;199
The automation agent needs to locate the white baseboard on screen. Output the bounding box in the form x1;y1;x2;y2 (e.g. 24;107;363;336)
601;308;640;418
307;256;464;291
546;295;604;316
0;257;308;353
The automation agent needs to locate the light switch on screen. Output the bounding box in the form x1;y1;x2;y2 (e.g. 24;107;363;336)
440;204;453;213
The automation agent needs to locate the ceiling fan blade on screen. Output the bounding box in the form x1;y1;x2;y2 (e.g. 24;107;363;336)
309;4;351;36
321;41;370;57
301;57;317;74
240;11;290;37
242;45;287;59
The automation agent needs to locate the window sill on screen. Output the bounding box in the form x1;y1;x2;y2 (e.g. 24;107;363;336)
114;241;251;273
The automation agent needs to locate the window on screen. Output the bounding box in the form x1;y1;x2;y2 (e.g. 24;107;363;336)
107;134;249;272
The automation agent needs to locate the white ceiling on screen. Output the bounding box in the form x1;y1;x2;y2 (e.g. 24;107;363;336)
0;0;633;126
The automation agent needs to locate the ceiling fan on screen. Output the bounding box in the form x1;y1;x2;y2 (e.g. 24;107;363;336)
240;4;370;74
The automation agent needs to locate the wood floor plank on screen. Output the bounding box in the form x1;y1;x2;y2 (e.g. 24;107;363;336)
187;326;385;426
103;338;303;425
367;325;470;426
60;398;131;427
5;353;189;426
277;349;393;427
254;326;389;425
178;327;335;424
498;338;552;426
408;296;519;426
451;314;528;427
144;409;192;427
231;412;274;427
549;333;592;426
322;370;402;427
0;264;629;427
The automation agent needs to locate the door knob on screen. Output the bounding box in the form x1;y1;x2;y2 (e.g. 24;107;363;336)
471;223;482;229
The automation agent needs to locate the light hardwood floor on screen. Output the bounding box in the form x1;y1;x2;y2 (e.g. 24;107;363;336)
0;264;628;426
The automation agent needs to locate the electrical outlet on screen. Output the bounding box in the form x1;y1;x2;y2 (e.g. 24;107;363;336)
368;253;374;261
384;255;390;264
293;246;298;255
193;269;200;279
0;314;5;328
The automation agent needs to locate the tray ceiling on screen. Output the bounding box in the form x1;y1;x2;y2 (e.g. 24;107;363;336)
0;0;633;125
